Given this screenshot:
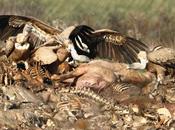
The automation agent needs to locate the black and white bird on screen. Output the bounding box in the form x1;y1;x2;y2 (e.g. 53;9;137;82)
69;27;149;63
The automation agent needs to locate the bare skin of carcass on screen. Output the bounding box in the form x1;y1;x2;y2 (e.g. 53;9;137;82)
52;60;156;91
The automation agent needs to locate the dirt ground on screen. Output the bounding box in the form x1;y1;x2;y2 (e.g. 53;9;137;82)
0;54;175;130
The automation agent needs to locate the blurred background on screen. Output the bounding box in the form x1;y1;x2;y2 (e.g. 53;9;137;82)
0;0;175;47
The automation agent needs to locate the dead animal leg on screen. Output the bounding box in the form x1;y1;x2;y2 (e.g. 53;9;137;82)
52;70;84;82
59;71;76;81
150;68;166;96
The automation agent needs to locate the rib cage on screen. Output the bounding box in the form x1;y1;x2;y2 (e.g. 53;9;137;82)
27;65;50;79
112;83;137;93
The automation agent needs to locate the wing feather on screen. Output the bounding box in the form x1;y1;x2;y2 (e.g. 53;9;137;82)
127;37;148;51
0;15;23;40
93;30;148;63
67;25;149;63
69;25;95;58
0;15;61;41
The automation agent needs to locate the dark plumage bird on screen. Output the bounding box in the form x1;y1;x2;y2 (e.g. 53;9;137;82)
0;15;62;47
69;27;149;63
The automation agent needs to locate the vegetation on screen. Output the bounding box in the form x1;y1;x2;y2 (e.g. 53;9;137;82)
0;0;175;47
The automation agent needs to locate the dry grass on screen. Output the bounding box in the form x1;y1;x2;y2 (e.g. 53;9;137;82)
0;0;175;47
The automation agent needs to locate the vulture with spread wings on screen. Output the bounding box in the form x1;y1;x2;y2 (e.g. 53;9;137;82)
0;15;92;62
69;27;149;63
0;15;62;41
0;15;148;64
0;15;62;62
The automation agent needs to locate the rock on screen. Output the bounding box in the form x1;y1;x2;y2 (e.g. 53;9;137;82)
33;47;58;65
157;107;172;124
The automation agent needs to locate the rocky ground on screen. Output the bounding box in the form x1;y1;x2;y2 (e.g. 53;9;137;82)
0;51;175;130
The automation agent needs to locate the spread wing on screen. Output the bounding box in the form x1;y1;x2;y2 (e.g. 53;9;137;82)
148;47;175;68
70;27;149;63
69;25;94;52
0;15;61;41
